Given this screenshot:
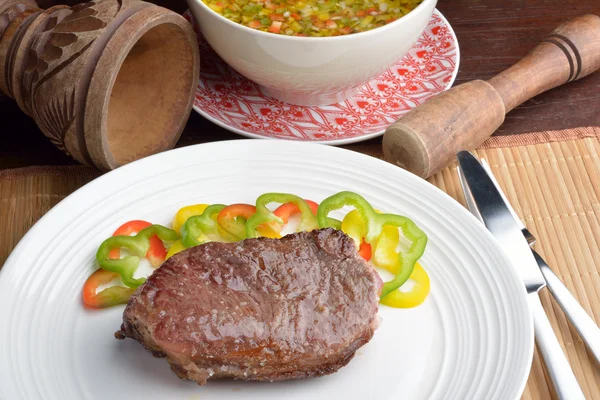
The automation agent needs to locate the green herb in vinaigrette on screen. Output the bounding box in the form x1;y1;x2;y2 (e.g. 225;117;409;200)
203;0;422;36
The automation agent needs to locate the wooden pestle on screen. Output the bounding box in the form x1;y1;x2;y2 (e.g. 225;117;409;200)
382;14;600;179
0;0;199;170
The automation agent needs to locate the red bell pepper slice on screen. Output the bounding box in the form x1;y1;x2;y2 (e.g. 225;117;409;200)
217;204;257;239
82;269;135;309
273;199;318;223
108;220;167;267
358;240;372;261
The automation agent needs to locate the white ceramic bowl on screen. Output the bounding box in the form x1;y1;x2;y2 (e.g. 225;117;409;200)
187;0;437;105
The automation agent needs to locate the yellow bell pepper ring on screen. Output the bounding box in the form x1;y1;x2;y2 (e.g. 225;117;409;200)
380;263;430;308
172;204;209;233
341;209;372;261
341;209;367;249
373;225;400;274
166;240;186;259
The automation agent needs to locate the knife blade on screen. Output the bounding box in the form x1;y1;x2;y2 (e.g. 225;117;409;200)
480;159;536;246
456;151;544;293
456;151;585;400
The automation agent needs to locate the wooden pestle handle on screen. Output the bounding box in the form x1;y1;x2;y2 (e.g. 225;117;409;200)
382;14;600;179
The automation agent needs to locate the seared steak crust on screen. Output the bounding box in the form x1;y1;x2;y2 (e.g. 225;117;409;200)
116;228;380;385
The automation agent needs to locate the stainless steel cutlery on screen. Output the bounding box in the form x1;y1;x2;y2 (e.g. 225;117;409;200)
456;151;596;400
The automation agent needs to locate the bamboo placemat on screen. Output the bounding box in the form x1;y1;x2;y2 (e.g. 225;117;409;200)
1;127;600;399
429;126;600;399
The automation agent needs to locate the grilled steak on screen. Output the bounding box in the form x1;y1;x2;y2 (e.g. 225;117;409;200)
115;228;381;385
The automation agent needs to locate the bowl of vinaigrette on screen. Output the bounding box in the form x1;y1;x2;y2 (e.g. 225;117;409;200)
187;0;436;105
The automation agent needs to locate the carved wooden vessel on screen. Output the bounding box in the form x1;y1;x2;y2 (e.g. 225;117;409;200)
0;0;199;170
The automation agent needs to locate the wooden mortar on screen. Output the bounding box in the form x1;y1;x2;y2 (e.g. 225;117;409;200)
382;14;600;179
0;0;199;170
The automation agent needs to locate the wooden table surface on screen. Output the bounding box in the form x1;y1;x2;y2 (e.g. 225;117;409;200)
1;0;599;169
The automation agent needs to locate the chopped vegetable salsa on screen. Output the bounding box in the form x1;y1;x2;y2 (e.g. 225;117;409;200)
202;0;423;36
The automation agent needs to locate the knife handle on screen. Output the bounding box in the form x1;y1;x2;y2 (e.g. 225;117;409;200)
529;294;585;400
535;250;600;365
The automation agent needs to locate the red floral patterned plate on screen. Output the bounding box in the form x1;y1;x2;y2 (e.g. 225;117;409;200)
187;10;459;144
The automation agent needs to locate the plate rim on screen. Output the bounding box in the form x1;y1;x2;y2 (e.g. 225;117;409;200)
0;140;532;399
191;8;461;145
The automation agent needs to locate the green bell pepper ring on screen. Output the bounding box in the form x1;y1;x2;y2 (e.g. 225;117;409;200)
217;204;258;240
181;204;237;247
317;191;427;299
323;216;342;230
246;193;319;238
96;225;179;288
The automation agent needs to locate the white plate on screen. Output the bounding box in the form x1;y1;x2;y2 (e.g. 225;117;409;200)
0;141;532;399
